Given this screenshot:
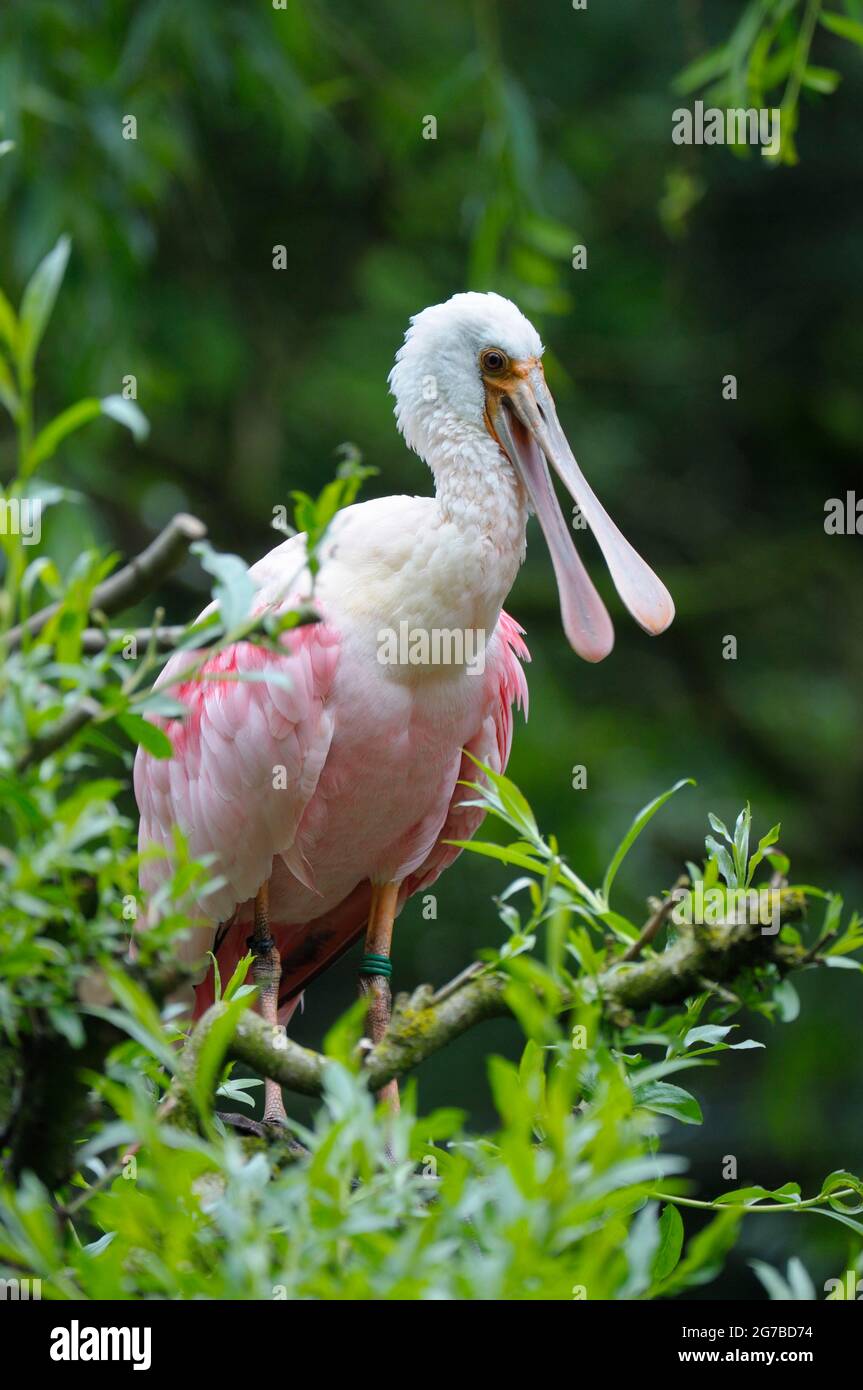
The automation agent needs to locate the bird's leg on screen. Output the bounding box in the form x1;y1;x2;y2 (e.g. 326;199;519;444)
249;879;288;1127
359;880;400;1111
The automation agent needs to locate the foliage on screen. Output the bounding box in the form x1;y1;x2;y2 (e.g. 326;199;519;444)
0;270;860;1299
674;0;863;165
1;0;861;1301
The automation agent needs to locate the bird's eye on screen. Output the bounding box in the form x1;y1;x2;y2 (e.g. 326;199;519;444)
480;348;508;374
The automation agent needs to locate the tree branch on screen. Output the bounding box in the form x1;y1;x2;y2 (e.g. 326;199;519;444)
78;603;321;653
5;512;207;651
620;875;689;962
169;891;809;1113
80;625;190;653
15;697;103;772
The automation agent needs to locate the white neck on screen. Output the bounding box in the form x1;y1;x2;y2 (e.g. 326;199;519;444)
316;419;528;679
429;425;528;632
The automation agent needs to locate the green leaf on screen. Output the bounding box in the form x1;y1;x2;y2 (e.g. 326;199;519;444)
658;1210;742;1295
216;1076;263;1109
652;1203;684;1283
322;997;368;1068
18;235;71;373
117;711;174;759
634;1080;703;1125
806;1208;863;1238
773;978;800;1022
602;778;694;904
100;394;150;443
622;1202;661;1297
136;691;189;719
820;11;863;46
191;540;255;631
684;1024;732;1048
705;835;736;888
746;822;781;885
752;1257;815;1301
766;848;790;877
223;952;254;1001
0;352;20;418
673;43;730;95
0;287;18;355
462;754;539;839
27;398;101;470
189;993;253;1128
446;838;545;874
786;1258;817;1300
801;65;842;93
750;1259;794;1301
715;1183;801;1207
708;812;731;842
87;967;177;1074
732;804;750;882
819;1168;863;1215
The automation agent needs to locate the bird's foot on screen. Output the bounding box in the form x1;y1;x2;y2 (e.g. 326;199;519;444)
359;881;402;1113
359;954;400;1113
251;880;289;1128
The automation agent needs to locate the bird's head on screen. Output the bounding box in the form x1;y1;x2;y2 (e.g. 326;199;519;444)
389;291;674;661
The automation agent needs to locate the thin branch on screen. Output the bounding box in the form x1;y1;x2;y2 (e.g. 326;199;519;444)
172;891;811;1109
79;604;321;654
799;928;838;966
620;874;689;963
15;697;102;772
5;512;207;651
80;625;190;653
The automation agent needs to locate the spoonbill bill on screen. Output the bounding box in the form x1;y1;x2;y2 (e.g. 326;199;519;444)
134;292;674;1119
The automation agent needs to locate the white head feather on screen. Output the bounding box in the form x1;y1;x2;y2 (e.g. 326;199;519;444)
388;292;544;467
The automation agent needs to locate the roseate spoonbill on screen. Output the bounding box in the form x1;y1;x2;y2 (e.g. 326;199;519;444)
134;292;673;1121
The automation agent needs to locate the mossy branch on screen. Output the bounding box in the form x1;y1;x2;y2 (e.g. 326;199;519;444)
174;890;810;1115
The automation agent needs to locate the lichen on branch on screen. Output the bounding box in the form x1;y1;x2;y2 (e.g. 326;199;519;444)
173;891;809;1118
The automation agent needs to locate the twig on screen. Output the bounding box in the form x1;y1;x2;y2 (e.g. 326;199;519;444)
5;513;207;651
650;1187;856;1214
430;960;484;1004
80;625;190;653
799;929;838;966
80;604;321;654
620;875;689;962
15;697;102;772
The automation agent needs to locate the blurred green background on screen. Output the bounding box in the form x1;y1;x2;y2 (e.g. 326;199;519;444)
1;0;862;1298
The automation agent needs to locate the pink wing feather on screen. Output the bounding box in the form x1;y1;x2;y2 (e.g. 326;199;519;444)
134;618;340;931
403;610;529;898
135;595;528;1011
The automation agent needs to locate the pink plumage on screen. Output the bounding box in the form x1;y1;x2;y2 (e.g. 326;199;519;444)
134;563;529;1018
134;291;672;1064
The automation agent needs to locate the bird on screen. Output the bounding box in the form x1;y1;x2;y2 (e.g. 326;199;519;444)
134;291;674;1122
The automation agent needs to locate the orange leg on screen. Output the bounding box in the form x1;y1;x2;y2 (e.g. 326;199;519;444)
359;881;400;1111
251;879;288;1126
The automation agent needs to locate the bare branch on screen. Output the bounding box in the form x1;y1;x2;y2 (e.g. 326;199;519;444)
79;603;321;653
81;625;189;653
